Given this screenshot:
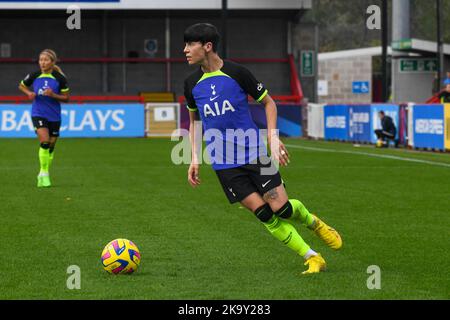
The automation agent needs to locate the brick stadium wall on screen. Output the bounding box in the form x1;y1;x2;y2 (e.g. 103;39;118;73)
318;55;373;104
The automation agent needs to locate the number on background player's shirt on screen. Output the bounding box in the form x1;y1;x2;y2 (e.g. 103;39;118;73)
184;60;269;170
21;70;69;122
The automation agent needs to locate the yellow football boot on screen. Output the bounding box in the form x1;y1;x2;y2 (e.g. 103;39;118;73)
312;215;342;250
302;253;326;274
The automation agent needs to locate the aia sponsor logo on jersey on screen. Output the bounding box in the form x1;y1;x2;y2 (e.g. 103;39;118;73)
203;100;236;117
37;80;50;96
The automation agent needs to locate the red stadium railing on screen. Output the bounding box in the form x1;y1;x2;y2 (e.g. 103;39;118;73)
0;55;304;104
1;94;299;104
0;95;145;104
288;54;304;103
0;57;290;64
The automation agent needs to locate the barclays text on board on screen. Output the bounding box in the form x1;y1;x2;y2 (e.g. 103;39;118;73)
0;104;144;138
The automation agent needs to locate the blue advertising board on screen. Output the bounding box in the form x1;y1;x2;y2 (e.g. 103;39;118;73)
249;104;302;137
370;104;399;143
324;105;349;140
349;105;371;142
412;105;444;149
0;104;144;138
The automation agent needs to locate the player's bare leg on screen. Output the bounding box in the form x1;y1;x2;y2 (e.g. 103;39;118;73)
240;192;266;212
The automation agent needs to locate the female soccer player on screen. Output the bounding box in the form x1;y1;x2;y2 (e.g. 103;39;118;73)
19;49;69;187
184;23;342;274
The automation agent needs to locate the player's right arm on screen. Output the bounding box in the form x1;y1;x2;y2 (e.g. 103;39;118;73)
185;78;201;188
188;110;201;187
18;72;39;100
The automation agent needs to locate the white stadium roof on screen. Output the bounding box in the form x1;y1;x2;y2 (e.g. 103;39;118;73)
319;38;450;61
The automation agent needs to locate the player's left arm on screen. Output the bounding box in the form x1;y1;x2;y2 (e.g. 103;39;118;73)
260;94;289;166
44;72;70;102
43;89;69;102
235;64;289;166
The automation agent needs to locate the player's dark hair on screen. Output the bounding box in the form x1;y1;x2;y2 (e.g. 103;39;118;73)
379;111;385;115
184;23;221;52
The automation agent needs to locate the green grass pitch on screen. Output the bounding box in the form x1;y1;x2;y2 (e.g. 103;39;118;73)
0;138;449;299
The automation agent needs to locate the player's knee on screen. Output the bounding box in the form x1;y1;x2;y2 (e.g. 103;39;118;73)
40;142;50;149
274;201;293;219
254;204;273;223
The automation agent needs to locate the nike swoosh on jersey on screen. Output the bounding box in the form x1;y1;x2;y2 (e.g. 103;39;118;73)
209;95;220;101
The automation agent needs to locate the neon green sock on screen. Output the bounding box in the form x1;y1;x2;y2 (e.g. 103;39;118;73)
39;147;50;174
289;199;315;228
48;150;55;169
264;215;311;257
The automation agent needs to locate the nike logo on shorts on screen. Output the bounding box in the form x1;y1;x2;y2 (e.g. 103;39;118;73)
262;180;271;188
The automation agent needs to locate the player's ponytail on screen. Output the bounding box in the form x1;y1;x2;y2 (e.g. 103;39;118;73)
40;49;65;76
53;64;65;76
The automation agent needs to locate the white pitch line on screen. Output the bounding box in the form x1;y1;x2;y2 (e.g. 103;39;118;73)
285;144;450;168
